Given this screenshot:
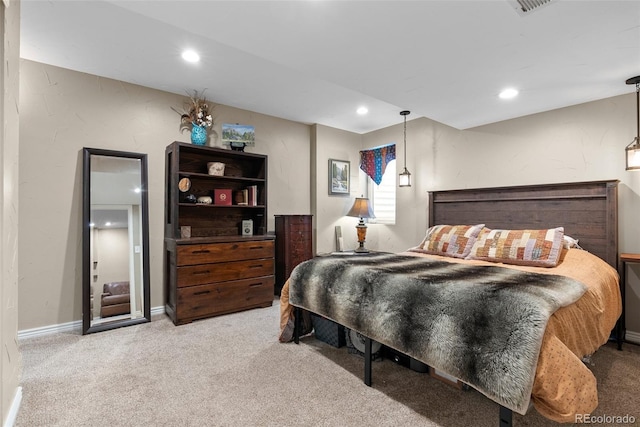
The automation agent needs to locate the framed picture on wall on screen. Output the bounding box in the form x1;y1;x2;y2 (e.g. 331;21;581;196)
329;159;350;196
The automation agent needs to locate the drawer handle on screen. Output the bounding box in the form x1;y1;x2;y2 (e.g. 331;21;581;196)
192;250;211;254
249;246;264;250
193;290;211;296
249;282;263;287
193;270;211;275
249;264;263;269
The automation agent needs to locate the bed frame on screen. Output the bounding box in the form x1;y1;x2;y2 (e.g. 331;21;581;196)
295;179;620;427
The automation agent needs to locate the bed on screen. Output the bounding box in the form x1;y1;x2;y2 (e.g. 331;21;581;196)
281;180;622;426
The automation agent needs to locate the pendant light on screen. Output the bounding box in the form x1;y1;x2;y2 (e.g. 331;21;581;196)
399;110;411;187
625;75;640;171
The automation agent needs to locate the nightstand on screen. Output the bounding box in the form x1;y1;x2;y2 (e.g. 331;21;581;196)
617;253;637;350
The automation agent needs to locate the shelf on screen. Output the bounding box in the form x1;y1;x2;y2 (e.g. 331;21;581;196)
178;203;266;208
165;140;269;238
179;171;265;183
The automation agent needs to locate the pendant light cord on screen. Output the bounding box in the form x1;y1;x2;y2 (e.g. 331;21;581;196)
400;110;410;169
626;76;640;143
403;114;407;168
636;81;639;141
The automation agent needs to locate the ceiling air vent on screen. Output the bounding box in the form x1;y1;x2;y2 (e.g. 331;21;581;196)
510;0;554;15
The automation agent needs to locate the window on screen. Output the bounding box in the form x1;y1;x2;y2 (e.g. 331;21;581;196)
369;160;396;224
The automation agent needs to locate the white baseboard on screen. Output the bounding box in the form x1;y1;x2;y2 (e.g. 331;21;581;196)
625;330;640;345
4;386;22;427
17;306;166;340
149;305;166;320
18;318;81;339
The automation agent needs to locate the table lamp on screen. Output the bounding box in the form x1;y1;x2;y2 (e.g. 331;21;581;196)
346;196;375;253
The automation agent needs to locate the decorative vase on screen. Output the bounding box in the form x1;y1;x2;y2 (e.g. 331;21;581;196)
190;123;208;146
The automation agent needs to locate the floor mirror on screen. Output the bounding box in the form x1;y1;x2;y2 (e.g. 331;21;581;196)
82;147;151;334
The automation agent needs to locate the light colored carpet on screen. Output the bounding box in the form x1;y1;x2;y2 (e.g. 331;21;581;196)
15;299;640;427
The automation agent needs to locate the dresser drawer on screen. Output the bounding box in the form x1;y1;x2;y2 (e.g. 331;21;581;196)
177;240;274;266
177;258;274;287
289;229;311;239
287;223;311;233
177;276;274;320
287;216;312;224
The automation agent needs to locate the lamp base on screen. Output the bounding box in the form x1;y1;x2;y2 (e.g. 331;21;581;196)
355;222;368;253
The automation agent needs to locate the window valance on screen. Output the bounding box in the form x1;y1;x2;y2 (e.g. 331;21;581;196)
359;143;396;185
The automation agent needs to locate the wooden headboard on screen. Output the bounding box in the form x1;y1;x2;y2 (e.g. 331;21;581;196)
428;180;619;269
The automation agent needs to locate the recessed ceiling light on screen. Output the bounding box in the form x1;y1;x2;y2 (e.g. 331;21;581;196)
181;50;200;63
499;88;519;100
356;106;368;115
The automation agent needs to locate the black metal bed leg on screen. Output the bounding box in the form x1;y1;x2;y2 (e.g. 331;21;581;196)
364;336;372;386
617;324;623;350
499;406;512;427
294;307;301;344
616;315;624;350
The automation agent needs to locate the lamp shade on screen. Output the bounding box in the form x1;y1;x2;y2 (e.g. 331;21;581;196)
347;197;375;219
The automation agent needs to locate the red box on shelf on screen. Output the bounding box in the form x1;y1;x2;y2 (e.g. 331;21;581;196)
214;189;232;205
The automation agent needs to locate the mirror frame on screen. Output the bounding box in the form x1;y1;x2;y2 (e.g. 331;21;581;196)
82;147;151;334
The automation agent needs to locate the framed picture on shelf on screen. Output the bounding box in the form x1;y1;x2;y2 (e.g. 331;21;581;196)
222;123;255;151
329;159;350;196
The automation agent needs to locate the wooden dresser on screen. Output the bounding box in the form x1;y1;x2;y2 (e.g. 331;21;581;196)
164;142;275;325
166;238;274;324
275;215;313;295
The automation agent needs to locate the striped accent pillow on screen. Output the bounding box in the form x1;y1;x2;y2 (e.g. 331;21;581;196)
415;224;485;259
467;227;565;267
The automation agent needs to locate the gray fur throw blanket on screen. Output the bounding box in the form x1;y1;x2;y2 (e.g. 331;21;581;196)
288;253;587;414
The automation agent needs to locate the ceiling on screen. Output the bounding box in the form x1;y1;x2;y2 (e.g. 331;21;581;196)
91;209;129;230
20;0;640;134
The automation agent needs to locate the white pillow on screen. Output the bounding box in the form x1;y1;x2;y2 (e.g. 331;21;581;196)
563;235;582;249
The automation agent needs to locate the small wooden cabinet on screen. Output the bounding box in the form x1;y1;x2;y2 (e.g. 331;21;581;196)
275;215;313;295
164;142;274;325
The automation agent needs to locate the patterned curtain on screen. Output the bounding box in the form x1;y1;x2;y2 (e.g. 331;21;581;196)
359;144;396;185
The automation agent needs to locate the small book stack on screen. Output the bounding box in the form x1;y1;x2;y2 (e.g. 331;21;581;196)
234;185;258;206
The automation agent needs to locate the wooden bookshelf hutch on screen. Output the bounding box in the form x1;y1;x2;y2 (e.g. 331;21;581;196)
164;141;274;325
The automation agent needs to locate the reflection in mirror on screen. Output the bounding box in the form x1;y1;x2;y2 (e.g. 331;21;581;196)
82;148;150;334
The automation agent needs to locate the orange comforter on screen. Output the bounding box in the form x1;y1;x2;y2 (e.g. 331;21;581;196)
279;248;621;423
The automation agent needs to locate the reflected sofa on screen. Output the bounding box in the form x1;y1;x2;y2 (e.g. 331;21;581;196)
100;281;130;318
